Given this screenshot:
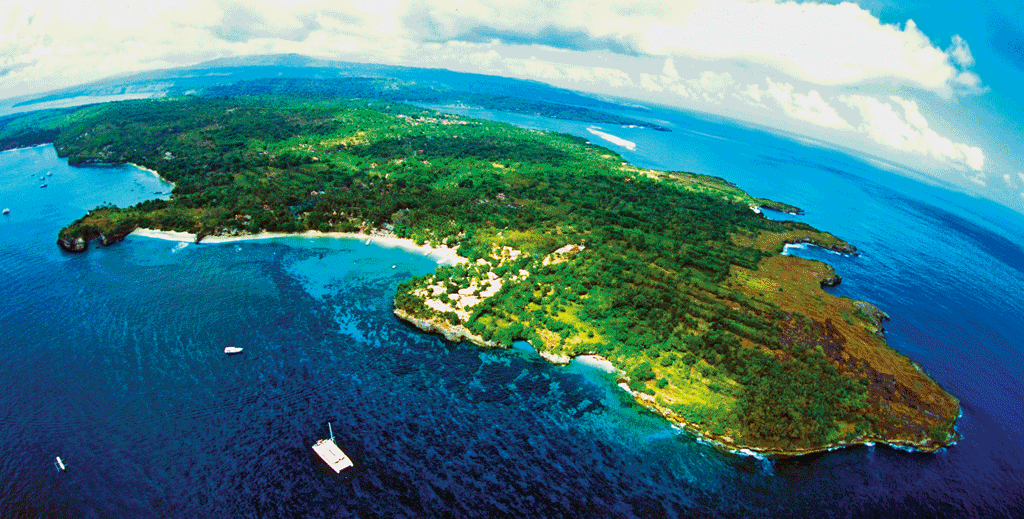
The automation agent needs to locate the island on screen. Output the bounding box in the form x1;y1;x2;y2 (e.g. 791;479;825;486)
0;88;959;456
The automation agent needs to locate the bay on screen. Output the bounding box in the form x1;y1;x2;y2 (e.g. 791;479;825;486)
1;100;1023;518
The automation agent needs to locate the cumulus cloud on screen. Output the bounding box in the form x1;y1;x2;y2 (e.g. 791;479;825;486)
840;94;984;171
622;59;983;173
759;78;851;130
948;35;975;68
0;0;411;97
685;71;735;103
662;58;679;80
406;0;985;97
1;0;987;100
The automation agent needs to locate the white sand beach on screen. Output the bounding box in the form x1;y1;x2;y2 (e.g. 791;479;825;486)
129;228;467;265
127;163;176;188
573;355;618;373
586;127;637;151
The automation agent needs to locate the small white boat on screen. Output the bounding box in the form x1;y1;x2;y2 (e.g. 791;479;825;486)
2;208;9;215
392;265;396;268
47;172;52;176
224;347;244;354
55;456;66;472
40;183;47;188
39;176;44;180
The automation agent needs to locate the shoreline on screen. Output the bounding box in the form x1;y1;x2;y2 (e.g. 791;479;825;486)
586;126;637;151
127;163;176;189
129;228;467;265
0;143;51;154
393;308;953;458
613;374;952;458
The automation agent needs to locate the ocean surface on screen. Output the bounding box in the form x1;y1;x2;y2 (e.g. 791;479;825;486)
2;101;1024;518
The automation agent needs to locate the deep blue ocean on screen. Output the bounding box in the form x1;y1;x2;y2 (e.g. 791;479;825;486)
2;101;1024;518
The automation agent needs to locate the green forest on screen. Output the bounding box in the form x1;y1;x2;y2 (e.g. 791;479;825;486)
0;91;959;454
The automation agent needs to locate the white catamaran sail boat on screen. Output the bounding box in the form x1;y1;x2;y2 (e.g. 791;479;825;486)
312;422;353;473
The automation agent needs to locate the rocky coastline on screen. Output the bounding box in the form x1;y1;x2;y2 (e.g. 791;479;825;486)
56;229;132;253
784;236;859;255
393;307;502;349
393;300;954;457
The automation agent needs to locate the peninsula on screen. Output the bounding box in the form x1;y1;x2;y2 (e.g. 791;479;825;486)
0;90;959;456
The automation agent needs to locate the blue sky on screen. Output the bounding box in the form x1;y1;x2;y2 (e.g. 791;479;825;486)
2;0;1023;212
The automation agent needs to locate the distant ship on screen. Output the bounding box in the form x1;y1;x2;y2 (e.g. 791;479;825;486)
224;347;243;354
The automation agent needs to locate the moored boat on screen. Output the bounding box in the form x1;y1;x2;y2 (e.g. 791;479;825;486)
312;422;353;473
224;347;243;354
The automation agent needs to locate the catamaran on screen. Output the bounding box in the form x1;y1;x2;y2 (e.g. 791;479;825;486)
312;422;353;473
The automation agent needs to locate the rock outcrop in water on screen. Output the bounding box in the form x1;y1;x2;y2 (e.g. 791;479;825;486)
819;265;843;288
854;300;891;336
57;228;133;253
57;236;88;253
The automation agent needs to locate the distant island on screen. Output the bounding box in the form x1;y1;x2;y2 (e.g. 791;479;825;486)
0;87;959;456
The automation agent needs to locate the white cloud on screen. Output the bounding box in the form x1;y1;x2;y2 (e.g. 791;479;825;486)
840;94;984;171
686;71;735;103
762;78;851;130
407;0;984;97
662;58;679;80
1;0;987;101
737;83;761;104
948;35;974;68
0;0;413;97
639;73;665;93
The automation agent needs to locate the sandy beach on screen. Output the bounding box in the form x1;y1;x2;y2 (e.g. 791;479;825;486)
127;163;176;188
572;354;618;373
586;127;637;151
129;228;467;265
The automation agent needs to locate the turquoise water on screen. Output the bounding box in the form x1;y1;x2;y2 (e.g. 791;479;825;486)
2;106;1024;518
